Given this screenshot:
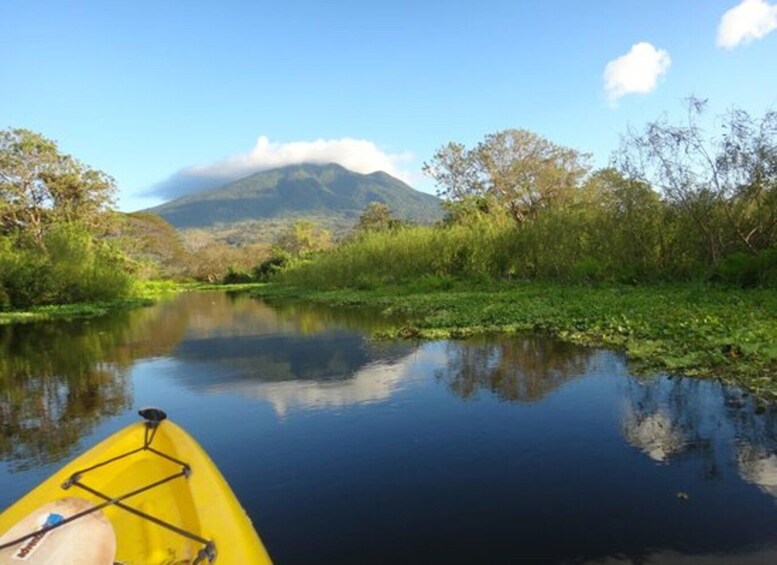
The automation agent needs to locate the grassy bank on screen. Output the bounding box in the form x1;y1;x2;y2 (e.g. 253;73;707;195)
0;280;180;325
253;281;777;398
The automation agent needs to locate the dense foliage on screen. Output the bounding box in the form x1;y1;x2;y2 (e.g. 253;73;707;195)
0;221;134;309
250;220;333;282
616;99;777;268
423;128;589;225
0;129;115;246
3;98;775;311
0;128;132;308
110;212;271;283
278;101;777;289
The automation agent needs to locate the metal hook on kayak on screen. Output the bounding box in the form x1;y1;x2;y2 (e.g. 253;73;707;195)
193;541;217;564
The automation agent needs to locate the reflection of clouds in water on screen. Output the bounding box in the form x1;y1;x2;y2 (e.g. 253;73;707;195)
204;355;417;416
737;443;777;498
622;406;686;462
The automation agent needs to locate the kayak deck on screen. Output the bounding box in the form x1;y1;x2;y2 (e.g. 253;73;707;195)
0;413;272;564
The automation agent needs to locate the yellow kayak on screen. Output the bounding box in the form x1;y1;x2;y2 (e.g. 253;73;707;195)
0;408;272;564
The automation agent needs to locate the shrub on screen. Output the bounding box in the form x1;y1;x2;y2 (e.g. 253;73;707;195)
714;249;777;288
223;267;255;284
0;225;133;308
255;251;293;281
572;257;603;283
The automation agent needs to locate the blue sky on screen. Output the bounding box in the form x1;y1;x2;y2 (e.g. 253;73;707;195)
2;0;776;211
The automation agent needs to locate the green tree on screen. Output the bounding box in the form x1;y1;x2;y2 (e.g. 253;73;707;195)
351;202;404;236
424;129;590;225
0;128;115;247
422;142;482;201
0;128;132;307
582;168;666;279
273;220;333;257
715;107;777;253
615;98;777;265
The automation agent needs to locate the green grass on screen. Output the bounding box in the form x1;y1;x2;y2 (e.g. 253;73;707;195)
253;281;777;399
0;280;182;325
0;299;149;324
188;282;269;292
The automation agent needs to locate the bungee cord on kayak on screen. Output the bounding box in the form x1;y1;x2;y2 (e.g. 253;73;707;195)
0;409;219;564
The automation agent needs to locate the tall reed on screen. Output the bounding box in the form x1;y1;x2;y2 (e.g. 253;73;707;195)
278;220;519;288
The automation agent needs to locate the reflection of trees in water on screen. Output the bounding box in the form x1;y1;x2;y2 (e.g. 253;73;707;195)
0;369;129;471
261;297;404;336
164;292;398;340
173;292;415;385
181;292;302;338
0;320;132;470
0;303;189;471
435;336;593;402
621;375;777;494
0;292;411;469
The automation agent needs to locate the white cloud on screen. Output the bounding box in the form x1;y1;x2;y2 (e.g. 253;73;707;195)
226;359;411;417
717;0;777;48
149;136;414;199
603;42;671;105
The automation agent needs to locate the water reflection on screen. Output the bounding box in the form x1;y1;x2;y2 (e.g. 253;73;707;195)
0;292;408;467
434;336;592;402
208;355;417;416
0;294;208;470
620;374;777;505
0;317;135;470
588;549;777;564
0;298;201;469
4;291;777;563
738;443;777;498
168;296;419;414
620;376;736;466
623;406;687;462
260;296;406;335
733;402;777;499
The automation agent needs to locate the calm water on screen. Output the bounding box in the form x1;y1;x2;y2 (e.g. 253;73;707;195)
2;291;777;564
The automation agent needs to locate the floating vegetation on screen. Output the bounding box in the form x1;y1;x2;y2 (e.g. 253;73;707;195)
253;282;777;399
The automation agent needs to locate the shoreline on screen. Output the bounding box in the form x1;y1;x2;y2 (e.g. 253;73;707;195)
250;281;777;399
0;281;181;325
4;279;775;400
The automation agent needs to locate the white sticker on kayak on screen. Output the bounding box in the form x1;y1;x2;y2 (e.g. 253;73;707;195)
12;512;64;560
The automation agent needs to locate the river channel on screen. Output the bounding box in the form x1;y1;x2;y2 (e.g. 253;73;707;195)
2;291;777;564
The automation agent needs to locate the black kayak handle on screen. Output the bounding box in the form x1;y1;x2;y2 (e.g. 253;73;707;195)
138;407;167;426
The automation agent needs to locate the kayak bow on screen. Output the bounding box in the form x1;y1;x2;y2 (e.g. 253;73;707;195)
0;408;272;564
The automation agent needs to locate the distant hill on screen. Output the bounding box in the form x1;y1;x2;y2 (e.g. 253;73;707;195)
144;164;443;240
